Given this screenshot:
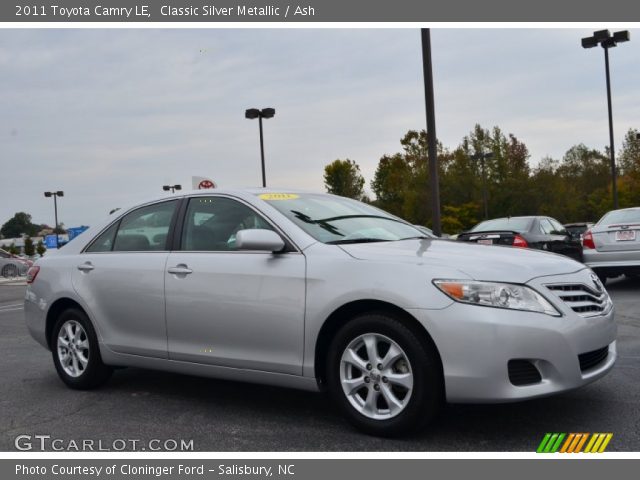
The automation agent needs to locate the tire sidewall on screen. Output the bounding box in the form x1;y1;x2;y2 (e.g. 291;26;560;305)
326;312;442;437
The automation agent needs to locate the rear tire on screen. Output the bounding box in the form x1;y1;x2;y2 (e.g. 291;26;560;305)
51;308;112;390
326;312;442;437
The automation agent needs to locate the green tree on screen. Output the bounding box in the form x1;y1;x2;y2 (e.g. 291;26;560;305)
1;212;39;238
617;128;640;209
371;130;449;227
36;240;46;257
8;243;19;255
23;236;35;257
323;159;366;200
619;128;640;176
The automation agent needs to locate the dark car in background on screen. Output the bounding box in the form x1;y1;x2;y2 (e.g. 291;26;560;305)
564;222;594;242
457;216;583;261
583;207;640;282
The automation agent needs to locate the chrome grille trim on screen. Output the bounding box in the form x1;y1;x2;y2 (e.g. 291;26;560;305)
545;283;611;317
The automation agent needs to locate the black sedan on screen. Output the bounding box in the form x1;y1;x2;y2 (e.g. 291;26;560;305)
457;216;583;262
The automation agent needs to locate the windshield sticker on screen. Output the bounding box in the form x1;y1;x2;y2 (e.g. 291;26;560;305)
259;193;299;201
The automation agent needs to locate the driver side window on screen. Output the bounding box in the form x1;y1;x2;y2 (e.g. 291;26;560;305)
181;197;274;251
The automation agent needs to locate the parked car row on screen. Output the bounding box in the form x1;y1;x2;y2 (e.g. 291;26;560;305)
454;207;640;284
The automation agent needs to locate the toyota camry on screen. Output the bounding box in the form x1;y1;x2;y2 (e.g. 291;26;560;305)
24;189;616;436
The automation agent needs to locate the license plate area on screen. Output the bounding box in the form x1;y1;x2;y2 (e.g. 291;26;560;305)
477;239;494;245
615;230;636;241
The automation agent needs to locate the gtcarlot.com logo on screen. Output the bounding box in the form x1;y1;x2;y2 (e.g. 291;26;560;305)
536;433;613;453
14;435;194;452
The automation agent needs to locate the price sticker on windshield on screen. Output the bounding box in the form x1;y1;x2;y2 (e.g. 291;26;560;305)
259;193;299;201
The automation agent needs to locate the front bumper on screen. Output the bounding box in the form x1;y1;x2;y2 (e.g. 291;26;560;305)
408;271;616;403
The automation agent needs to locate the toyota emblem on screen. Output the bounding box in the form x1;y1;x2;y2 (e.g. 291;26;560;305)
590;273;603;292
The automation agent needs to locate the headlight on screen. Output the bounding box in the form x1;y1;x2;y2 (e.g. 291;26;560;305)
433;280;561;316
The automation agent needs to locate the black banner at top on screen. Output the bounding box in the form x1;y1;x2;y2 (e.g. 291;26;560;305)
2;0;640;22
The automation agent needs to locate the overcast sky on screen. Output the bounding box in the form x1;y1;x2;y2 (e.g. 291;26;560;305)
1;28;638;228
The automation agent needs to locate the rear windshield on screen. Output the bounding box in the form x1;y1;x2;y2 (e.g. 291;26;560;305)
470;218;532;233
598;209;640;226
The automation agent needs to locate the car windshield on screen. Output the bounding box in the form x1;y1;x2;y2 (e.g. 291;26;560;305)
470;217;532;233
598;209;640;226
257;193;426;244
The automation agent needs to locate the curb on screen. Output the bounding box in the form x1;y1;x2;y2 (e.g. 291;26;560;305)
0;278;27;286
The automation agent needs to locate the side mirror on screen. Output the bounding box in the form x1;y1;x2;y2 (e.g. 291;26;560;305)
235;229;285;252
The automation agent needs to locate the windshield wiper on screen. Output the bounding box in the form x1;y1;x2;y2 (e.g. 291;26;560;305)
326;238;391;245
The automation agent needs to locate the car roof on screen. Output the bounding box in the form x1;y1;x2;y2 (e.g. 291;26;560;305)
139;187;322;204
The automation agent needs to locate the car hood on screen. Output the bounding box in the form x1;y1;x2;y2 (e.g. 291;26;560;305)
339;239;585;283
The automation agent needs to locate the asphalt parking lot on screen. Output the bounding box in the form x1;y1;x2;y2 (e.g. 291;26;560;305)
1;278;638;452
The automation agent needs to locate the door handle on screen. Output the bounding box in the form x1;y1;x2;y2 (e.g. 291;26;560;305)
168;265;193;275
77;263;94;272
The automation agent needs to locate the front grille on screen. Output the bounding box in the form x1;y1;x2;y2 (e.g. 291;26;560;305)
508;360;542;386
578;347;609;372
546;283;609;317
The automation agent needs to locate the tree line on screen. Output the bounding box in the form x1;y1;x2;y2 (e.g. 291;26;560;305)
323;125;640;233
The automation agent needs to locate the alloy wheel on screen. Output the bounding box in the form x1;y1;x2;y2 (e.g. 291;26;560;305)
339;333;413;420
57;320;90;378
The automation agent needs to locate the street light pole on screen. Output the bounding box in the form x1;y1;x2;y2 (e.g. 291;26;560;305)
53;195;59;249
420;28;441;237
44;191;64;249
582;29;630;210
246;107;276;188
603;46;618;209
258;115;266;188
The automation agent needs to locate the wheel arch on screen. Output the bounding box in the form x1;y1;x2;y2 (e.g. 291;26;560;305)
45;297;88;350
314;299;444;391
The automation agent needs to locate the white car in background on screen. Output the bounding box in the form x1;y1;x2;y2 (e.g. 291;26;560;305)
583;207;640;282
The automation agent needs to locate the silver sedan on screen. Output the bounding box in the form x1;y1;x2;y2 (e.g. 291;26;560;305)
583;207;640;282
24;189;616;436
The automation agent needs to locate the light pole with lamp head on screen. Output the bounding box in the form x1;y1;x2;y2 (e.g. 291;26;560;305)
43;191;64;249
582;29;630;209
245;107;276;188
162;185;182;194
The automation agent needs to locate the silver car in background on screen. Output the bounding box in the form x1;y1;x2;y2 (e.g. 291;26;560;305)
583;207;640;282
24;189;616;436
0;249;29;278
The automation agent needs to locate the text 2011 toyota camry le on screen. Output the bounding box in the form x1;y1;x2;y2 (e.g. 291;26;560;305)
24;189;616;436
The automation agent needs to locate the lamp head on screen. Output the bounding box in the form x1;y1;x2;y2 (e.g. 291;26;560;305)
261;108;276;119
245;108;260;119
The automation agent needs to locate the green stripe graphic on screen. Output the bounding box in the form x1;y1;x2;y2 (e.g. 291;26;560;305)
537;433;552;453
550;433;566;452
537;433;566;453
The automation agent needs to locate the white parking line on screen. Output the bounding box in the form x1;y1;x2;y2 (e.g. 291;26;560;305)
0;303;23;310
0;303;23;314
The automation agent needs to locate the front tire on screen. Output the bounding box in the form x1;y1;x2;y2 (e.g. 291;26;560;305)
2;264;18;278
326;312;442;437
51;308;112;389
